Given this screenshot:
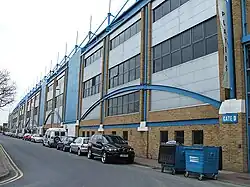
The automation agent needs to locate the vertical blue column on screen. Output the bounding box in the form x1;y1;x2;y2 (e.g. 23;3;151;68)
143;6;148;121
39;80;47;126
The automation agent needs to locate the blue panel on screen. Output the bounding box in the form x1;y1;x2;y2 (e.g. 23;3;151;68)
242;35;250;44
38;81;47;126
147;119;219;127
64;50;81;123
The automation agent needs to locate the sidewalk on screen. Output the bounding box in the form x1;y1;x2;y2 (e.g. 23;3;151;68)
0;145;10;181
134;157;250;186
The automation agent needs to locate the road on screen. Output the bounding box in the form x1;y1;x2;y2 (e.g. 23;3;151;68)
0;135;243;187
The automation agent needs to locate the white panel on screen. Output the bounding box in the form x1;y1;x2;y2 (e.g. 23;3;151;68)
152;0;216;46
84;41;103;59
110;13;141;40
109;33;141;68
108;79;140;95
151;52;220;111
83;58;102;81
81;93;100;120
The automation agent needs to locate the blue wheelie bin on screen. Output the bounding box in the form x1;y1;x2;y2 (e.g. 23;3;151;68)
158;143;186;175
184;146;220;180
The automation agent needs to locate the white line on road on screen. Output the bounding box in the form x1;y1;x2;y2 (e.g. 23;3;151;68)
0;145;24;186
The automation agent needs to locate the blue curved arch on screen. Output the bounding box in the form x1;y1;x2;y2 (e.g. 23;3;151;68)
80;84;221;121
43;110;62;126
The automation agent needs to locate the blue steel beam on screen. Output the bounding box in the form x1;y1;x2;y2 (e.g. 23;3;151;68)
80;84;221;121
241;0;250;173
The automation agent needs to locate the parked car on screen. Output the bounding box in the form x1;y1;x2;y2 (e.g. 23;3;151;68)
43;128;67;148
31;134;43;143
23;133;32;141
56;136;76;152
17;133;24;139
69;137;89;156
87;134;135;164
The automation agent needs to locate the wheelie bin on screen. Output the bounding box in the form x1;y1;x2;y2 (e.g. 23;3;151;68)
184;146;220;180
158;143;186;174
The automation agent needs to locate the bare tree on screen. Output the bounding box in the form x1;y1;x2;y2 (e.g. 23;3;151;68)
0;70;16;108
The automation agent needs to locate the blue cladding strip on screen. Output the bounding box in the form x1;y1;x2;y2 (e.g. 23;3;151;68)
80;84;221;121
143;6;148;121
79;118;219;130
241;0;250;173
226;0;236;99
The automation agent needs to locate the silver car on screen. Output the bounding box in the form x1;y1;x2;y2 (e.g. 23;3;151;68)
69;137;90;156
31;134;43;143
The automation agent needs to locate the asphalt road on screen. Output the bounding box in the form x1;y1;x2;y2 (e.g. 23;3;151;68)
0;135;243;187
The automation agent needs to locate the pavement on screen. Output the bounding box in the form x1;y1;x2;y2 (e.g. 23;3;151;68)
134;157;250;186
0;135;248;187
0;145;10;181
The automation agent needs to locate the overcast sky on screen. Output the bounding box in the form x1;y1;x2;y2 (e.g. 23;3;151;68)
0;0;134;124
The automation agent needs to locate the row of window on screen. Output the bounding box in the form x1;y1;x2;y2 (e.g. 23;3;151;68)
85;47;103;67
160;130;204;145
110;20;141;50
83;74;102;98
107;92;139;116
153;0;189;22
152;17;218;73
109;54;140;89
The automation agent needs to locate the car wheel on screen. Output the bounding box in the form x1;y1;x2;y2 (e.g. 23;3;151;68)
101;152;108;164
69;147;72;153
87;149;93;159
77;149;82;156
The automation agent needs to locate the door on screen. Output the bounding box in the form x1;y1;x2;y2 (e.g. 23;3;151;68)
72;138;80;152
95;135;104;156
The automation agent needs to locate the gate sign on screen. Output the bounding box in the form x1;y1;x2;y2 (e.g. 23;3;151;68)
222;113;238;124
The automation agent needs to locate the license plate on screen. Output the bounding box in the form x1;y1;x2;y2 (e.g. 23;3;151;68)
120;154;128;158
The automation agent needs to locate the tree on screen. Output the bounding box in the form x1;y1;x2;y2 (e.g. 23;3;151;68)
0;70;16;108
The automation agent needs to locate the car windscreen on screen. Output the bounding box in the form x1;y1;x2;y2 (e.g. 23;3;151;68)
105;136;126;144
61;132;66;136
82;138;89;144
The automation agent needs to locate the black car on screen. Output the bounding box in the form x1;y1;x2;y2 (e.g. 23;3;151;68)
87;134;135;164
56;136;76;151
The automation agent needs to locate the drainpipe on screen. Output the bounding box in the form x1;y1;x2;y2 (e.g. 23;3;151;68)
226;0;236;99
241;0;250;173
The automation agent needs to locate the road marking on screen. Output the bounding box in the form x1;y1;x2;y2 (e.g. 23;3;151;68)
0;145;23;186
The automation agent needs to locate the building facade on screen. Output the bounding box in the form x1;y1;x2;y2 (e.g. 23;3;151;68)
8;0;250;173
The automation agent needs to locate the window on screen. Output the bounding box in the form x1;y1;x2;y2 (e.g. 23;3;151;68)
107;92;139;116
160;131;168;143
87;131;90;137
175;131;184;144
55;94;63;108
152;17;218;73
153;0;189;22
34;107;38;115
82;131;85;137
84;48;102;67
123;131;128;141
110;20;141;50
46;99;53;111
83;74;101;98
112;131;116;135
92;131;95;135
192;130;203;145
109;54;140;89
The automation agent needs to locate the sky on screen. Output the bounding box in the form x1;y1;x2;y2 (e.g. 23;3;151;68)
0;0;135;124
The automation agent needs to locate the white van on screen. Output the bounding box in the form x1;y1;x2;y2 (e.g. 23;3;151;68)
43;128;67;148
